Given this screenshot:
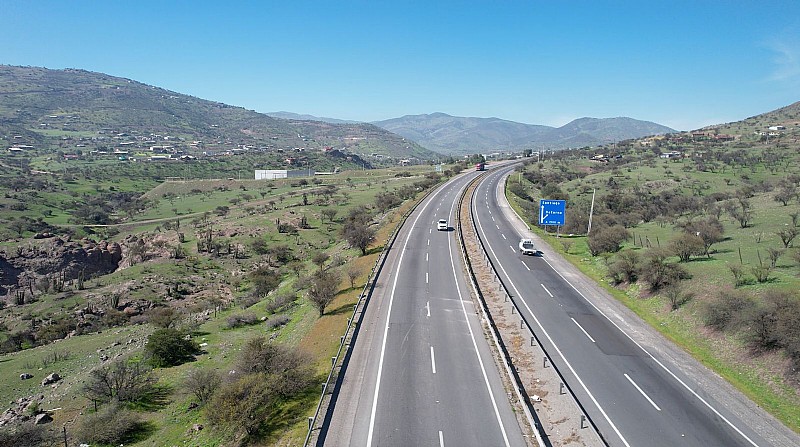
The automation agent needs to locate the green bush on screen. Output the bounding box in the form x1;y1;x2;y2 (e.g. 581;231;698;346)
144;328;199;368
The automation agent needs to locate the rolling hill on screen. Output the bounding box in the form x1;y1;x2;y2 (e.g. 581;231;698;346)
0;65;437;162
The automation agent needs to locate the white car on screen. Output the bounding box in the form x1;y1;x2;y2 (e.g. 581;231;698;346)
519;238;536;255
437;219;448;231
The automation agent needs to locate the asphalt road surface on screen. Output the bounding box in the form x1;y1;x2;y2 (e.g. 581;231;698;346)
321;170;528;447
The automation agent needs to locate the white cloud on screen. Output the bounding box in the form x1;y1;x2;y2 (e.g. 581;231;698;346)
764;32;800;85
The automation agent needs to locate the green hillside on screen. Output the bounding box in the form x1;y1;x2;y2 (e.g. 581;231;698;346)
0;65;437;164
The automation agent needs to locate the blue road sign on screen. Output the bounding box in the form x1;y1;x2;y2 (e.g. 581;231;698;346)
539;199;566;226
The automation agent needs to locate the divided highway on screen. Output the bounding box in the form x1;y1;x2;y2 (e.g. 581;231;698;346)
473;166;794;447
321;170;527;446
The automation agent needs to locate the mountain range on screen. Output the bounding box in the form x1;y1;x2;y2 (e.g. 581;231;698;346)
270;111;676;155
372;113;675;155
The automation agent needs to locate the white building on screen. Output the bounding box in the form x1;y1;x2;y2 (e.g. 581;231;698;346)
254;169;313;180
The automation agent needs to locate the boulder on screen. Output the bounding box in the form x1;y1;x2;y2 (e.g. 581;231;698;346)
41;373;61;386
34;413;52;425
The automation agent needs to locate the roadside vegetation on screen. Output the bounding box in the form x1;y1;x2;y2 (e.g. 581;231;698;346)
504;108;800;432
0;153;461;445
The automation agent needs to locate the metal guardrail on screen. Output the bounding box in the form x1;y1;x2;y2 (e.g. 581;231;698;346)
456;172;546;447
303;179;446;447
465;168;610;447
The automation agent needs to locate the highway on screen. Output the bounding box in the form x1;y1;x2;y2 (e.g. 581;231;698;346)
320;170;528;446
473;165;797;447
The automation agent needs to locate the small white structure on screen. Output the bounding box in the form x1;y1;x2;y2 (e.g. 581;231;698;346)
768;125;786;131
254;169;313;180
659;150;682;159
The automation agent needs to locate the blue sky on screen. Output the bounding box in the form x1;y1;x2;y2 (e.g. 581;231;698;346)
1;1;798;130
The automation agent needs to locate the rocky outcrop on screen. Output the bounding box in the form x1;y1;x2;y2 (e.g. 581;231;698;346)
0;238;122;294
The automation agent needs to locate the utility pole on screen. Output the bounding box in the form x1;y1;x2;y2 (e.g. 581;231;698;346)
587;188;596;234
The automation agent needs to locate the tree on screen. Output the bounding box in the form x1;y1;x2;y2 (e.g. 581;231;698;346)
375;191;402;212
669;232;704;262
307;268;341;316
726;198;752;228
683;217;724;257
145;328;199;367
342;219;375;256
774;185;797;206
250;266;282;297
321;207;337;223
312;251;330;270
777;227;798;248
347;265;363;289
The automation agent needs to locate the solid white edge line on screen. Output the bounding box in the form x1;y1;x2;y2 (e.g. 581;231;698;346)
447;183;511;447
431;346;436;374
366;177;454;447
541;284;554;298
571;317;596;343
475;177;632;447
624;373;661;411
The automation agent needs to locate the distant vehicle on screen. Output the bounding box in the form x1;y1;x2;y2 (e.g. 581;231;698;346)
475;162;486;171
519;238;536;255
437;219;448;231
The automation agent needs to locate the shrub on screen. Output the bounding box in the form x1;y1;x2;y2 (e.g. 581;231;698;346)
0;422;52;447
144;328;199;368
208;338;314;436
266;292;297;314
265;314;290;330
638;248;689;292
206;372;277;436
145;307;179;328
703;289;757;331
607;249;639;285
226;313;260;329
74;402;142;445
184;368;221;404
237;337;313;389
83;359;156;404
587;225;629;256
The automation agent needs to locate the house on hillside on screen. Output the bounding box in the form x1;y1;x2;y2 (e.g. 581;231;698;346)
659;150;682;159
